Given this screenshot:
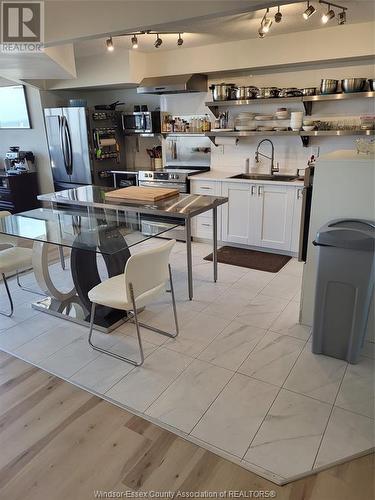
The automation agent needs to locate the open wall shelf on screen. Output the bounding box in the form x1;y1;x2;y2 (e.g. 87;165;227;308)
205;129;374;147
205;91;375;117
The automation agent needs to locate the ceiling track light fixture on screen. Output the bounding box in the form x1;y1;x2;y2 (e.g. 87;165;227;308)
274;6;282;23
154;33;163;48
319;0;347;24
131;35;138;49
106;36;114;51
258;8;272;37
303;1;316;20
104;30;184;51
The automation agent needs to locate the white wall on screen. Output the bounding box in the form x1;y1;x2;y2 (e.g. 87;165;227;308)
0;86;53;194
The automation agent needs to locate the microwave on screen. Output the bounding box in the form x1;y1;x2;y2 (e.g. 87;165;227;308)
122;111;164;134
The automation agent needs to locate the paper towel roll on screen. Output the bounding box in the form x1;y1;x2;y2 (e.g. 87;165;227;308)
100;138;117;146
214;137;239;146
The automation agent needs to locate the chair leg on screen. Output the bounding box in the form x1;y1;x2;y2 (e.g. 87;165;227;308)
133;265;179;339
0;273;14;317
16;271;45;296
87;301;144;366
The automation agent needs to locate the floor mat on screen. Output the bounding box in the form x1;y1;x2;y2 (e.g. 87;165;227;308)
204;246;292;273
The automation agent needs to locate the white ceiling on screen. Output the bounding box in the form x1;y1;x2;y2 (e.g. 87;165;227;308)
73;1;374;57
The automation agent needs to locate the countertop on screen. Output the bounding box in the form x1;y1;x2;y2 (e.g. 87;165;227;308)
188;170;304;186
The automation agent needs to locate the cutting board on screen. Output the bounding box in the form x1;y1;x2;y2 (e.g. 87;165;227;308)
105;186;180;202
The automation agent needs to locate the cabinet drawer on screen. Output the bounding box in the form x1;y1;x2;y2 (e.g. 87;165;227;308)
191;180;220;196
194;217;214;238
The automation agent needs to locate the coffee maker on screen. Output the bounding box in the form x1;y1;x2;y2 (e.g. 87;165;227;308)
4;146;36;175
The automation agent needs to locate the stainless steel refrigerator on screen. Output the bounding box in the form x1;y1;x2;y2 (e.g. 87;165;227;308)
44;107;125;190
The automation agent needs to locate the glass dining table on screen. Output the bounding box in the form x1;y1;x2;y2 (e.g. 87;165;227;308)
0;207;181;331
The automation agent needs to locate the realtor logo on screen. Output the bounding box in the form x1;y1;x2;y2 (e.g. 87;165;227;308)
1;1;44;52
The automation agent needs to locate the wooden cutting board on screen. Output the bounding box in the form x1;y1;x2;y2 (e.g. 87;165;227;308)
105;186;180;202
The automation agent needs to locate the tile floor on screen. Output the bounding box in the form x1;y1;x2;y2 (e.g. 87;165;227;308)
0;240;374;485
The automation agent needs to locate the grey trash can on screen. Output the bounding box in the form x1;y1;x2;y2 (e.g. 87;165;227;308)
312;218;375;364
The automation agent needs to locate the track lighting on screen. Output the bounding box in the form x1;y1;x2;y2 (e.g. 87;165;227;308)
321;6;335;23
177;33;183;46
259;8;272;37
274;6;282;23
106;37;114;51
131;35;138;49
303;1;316;20
154;34;163;48
338;9;346;24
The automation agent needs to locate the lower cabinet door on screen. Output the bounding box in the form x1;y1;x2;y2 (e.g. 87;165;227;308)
222;182;252;244
252;184;295;251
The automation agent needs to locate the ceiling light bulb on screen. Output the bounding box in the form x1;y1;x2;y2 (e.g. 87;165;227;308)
106;37;114;51
322;8;335;23
131;35;138;48
177;33;183;46
258;26;265;38
274;7;282;23
154;34;162;48
303;2;316;19
262;18;272;33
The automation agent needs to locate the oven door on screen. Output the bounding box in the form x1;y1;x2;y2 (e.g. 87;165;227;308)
122;112;148;133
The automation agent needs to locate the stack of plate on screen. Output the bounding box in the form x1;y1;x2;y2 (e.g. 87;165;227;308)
235;112;256;131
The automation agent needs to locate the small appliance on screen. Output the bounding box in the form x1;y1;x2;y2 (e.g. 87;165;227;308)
4;146;35;174
122;111;166;134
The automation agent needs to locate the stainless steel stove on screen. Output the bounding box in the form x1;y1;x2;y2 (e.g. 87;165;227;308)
138;167;209;193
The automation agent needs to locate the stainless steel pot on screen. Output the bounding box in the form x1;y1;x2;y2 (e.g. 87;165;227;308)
341;78;367;93
320;79;338;94
256;87;279;99
209;83;236;101
279;87;303;98
300;87;317;96
369;79;375;91
234;86;258;100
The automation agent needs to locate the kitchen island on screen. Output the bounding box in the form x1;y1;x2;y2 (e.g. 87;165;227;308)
38;185;228;300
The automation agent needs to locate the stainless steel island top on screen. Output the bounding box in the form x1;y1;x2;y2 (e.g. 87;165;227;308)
38;185;228;219
38;185;228;300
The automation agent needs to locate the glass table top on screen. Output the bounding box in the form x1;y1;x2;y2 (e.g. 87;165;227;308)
0;208;181;255
38;185;228;219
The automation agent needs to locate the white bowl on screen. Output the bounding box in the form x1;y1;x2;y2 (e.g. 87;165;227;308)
302;125;315;131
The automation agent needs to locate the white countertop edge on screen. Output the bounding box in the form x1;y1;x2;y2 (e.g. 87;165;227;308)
189;170;304;186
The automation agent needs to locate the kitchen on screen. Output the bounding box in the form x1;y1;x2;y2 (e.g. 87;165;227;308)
0;1;374;498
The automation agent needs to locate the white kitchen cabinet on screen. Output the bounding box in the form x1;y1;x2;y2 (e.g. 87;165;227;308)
221;182;253;244
221;180;302;253
252;184;295;251
291;186;304;254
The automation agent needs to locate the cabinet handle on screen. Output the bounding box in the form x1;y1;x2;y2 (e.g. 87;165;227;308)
257;185;263;196
251;185;256;196
202;223;211;227
200;186;212;190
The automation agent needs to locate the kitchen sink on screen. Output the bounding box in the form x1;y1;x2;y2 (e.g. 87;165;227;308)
230;174;299;182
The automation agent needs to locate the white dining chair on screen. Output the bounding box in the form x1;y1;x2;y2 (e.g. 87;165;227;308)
0;211;34;316
88;239;179;366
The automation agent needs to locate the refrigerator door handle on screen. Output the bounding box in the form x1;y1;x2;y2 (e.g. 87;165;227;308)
64;118;73;175
60;116;69;175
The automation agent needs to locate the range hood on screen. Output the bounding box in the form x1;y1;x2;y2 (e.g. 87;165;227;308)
137;74;207;95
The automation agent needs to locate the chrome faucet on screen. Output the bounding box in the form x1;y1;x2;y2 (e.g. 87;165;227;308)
255;139;279;175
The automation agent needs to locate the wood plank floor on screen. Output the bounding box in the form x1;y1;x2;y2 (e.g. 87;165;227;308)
0;350;373;500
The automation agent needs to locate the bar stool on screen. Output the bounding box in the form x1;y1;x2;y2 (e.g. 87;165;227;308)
87;239;179;366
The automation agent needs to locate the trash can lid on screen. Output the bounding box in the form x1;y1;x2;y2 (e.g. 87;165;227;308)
315;219;375;251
